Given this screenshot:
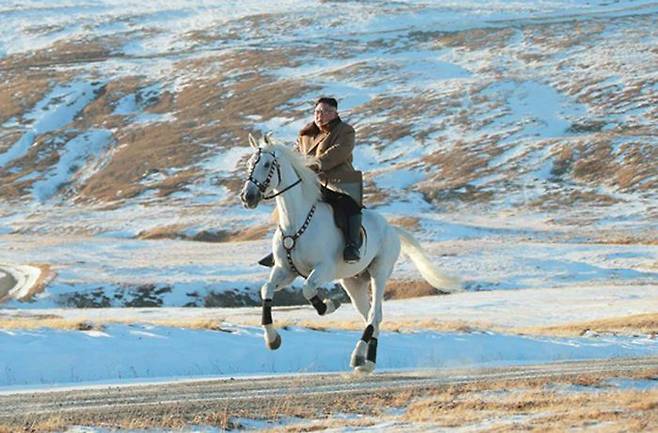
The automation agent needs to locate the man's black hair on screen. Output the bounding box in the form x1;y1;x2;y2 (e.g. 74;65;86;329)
315;97;338;109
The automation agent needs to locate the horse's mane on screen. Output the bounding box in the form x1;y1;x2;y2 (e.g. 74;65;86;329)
261;141;322;204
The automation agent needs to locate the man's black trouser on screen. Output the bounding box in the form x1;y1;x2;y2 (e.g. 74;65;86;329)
320;186;361;217
321;186;363;262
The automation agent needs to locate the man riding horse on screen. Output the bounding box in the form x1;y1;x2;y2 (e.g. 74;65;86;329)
242;108;462;373
259;97;363;267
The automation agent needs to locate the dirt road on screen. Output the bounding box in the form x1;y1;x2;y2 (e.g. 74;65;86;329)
2;357;657;431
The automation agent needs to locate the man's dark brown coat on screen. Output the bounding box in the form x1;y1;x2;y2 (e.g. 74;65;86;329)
296;118;362;205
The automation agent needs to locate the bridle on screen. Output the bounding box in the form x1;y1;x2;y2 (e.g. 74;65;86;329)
246;146;316;278
247;148;302;200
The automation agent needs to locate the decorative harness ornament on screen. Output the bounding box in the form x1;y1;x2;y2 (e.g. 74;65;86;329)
279;203;316;277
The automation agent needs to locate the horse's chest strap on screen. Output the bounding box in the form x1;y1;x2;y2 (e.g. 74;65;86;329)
279;204;316;277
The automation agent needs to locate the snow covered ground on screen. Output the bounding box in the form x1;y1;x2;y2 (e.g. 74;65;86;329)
0;5;656;433
3;0;657;60
0;230;656;308
1;322;657;389
2;280;657;388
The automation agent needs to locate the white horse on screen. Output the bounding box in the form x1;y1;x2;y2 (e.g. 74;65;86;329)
240;134;462;373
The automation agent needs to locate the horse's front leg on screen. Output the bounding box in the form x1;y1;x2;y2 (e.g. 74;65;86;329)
354;267;390;374
303;263;340;316
261;266;296;350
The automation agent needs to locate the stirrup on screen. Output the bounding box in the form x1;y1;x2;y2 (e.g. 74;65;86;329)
258;253;275;268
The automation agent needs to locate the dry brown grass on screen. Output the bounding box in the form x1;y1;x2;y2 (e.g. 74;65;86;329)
22;263;55;301
362;178;390;207
388;216;421;231
275;311;658;338
136;224;188;240
419;141;489;189
258;418;377;433
0;318;104;331
225;225;272;242
405;375;658;433
0;313;491;333
0;317;240;332
274;317;491;335
431;27;517;51
0;70;56;124
0;11;655;216
518;313;658;337
583;232;658;246
136;224;270;242
15;409;236;433
0;38;315;206
5;312;658;340
384;278;443;300
0;38;118;70
5;364;656;433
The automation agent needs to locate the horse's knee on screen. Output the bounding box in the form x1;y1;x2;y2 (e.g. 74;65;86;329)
261;282;275;300
302;284;318;300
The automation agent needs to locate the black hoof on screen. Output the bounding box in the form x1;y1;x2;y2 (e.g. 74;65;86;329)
355;360;375;374
351;355;365;368
267;334;281;350
310;295;327;315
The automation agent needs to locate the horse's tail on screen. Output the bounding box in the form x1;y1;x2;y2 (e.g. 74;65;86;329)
394;226;463;293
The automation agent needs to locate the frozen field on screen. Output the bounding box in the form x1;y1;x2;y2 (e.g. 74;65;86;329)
0;0;656;432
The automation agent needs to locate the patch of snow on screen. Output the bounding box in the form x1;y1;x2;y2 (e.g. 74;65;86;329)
607;378;658;391
0;80;104;168
0;263;42;301
373;168;426;190
200;146;252;174
243;116;306;145
31;129;114;202
482;80;587;144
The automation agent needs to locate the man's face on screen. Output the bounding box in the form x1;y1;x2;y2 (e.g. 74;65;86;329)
314;102;337;127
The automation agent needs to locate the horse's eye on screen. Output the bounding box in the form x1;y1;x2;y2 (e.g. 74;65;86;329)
264;162;270;168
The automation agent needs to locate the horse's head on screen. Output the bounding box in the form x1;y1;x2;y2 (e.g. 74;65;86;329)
240;133;280;209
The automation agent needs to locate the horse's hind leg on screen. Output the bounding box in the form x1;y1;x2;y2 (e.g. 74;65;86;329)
356;251;397;374
341;274;370;321
341;274;372;369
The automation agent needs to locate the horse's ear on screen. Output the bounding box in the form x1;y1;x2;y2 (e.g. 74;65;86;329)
264;131;273;145
248;133;258;148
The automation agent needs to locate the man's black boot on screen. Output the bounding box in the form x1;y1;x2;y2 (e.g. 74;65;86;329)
258;253;275;267
343;213;362;263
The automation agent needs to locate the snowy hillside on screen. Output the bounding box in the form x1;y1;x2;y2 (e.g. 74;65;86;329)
1;6;657;433
0;1;656;307
1;1;656;230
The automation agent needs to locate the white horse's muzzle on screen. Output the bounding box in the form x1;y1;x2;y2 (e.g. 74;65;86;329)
240;182;261;209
